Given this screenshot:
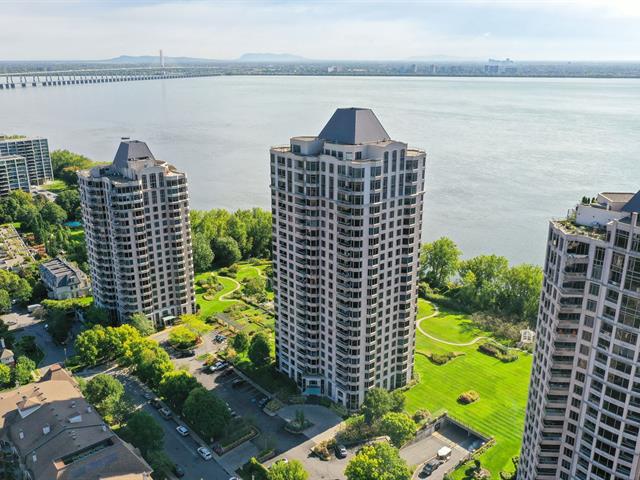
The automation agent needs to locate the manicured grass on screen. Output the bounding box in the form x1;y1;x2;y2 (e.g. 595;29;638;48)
43;179;70;192
195;274;239;318
406;299;532;479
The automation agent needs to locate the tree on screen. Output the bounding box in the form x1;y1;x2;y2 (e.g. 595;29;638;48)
0;363;11;386
378;412;416;447
128;312;154;336
496;264;543;323
75;325;109;365
232;331;249;352
457;255;510;311
124;411;164;457
131;344;173;388
14;356;36;385
243;276;267;299
268;459;309;480
147;450;175;480
158;370;199;413
0;270;32;303
345;442;411;480
361;388;392;425
0;290;10;313
227;215;250;258
389;390;405;413
183;387;231;441
420;237;461;290
84;374;124;421
169;326;198;349
192;231;214;272
40;202;68;225
248;332;271;366
55;189;82;220
180;314;211;338
212;236;241;267
50;150;97;185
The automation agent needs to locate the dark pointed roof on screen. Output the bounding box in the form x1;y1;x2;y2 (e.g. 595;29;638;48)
318;108;390;145
113;139;155;170
622;191;640;213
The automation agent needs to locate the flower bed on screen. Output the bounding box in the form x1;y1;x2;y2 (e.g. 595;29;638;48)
458;390;480;405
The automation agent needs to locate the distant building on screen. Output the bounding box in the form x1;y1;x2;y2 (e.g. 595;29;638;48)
39;257;91;300
0;337;14;366
0;155;30;196
520;191;640;479
78;139;196;326
270;108;426;409
0;137;53;186
0;364;152;479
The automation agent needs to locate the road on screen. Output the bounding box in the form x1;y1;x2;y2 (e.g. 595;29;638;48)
92;369;231;480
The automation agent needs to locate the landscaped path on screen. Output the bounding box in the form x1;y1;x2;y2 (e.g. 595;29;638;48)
217;276;241;301
416;302;490;347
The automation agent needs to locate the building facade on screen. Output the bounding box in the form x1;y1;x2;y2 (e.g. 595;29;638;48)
39;257;91;300
78;139;196;326
270;108;426;409
0;155;30;196
0;137;53;186
520;192;640;480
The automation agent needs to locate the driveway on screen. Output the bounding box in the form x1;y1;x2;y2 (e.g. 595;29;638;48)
403;423;473;480
11;316;74;370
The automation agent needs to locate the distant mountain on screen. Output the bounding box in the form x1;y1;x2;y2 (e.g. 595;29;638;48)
98;55;219;64
236;53;308;63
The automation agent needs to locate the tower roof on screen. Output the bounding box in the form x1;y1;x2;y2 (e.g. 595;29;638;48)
318;108;390;145
622;191;640;213
113;139;155;170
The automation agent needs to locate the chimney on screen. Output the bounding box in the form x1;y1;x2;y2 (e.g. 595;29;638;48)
0;338;5;349
101;425;107;432
42;424;50;435
18;430;24;440
86;406;92;413
70;401;76;408
32;453;37;463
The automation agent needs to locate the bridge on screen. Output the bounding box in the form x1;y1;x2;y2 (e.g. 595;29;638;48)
0;66;221;90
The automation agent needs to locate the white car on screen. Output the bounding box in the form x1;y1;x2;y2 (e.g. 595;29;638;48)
176;425;189;436
197;447;212;460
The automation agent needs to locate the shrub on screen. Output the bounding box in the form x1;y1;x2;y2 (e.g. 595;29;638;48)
336;415;375;445
478;341;518;362
412;409;431;424
312;438;336;460
458;390;480;405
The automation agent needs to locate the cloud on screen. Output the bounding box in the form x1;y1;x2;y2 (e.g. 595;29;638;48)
0;0;639;60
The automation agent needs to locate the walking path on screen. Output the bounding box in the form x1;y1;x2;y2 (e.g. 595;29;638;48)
217;276;241;301
416;302;489;347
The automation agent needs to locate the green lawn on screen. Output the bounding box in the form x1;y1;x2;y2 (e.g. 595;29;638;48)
406;299;532;478
195;274;239;318
43;179;70;192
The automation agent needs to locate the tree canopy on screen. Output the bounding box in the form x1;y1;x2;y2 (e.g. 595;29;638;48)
158;370;199;414
124;411;164;457
420;237;462;290
378;412;416;447
183;387;231;441
128;312;155;336
268;459;309;480
345;442;412;480
248;332;271;366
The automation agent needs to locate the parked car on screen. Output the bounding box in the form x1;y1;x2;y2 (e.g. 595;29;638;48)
437;446;452;460
335;444;348;458
176;425;189;436
231;378;246;388
173;464;186;478
150;398;162;409
197;447;212;460
214;334;226;343
420;459;443;477
257;396;269;408
159;407;172;419
220;368;234;378
210;360;229;372
178;349;196;358
143;392;153;400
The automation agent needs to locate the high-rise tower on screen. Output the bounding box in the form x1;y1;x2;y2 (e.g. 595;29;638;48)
270;108;426;409
78;139;196;326
0;136;53;186
520;192;640;480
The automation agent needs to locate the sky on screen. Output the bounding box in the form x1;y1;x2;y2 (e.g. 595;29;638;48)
1;0;639;61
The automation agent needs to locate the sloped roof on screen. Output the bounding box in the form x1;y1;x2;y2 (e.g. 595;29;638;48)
318;108;390;145
112;140;155;170
622;191;640;213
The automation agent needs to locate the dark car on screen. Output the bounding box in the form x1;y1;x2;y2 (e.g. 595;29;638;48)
420;459;443;477
150;398;162;409
178;349;196;358
231;378;246;388
173;464;186;478
219;368;234;377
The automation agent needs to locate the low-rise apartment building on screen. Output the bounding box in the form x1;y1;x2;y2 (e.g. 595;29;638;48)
39;257;91;300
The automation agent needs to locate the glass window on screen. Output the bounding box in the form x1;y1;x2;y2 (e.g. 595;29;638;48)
624;257;640;293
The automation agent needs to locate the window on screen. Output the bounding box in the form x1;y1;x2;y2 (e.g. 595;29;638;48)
624;257;640;293
593;247;605;279
615;230;630;249
609;253;625;286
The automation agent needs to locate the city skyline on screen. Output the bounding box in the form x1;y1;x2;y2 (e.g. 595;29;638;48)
2;0;640;61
